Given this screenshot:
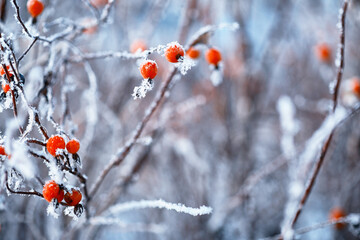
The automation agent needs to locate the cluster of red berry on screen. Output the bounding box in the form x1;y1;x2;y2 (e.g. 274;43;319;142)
138;42;223;86
46;135;80;157
43;180;83;215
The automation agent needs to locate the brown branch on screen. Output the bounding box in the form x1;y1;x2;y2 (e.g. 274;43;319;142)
287;0;350;231
89;68;177;198
18;37;39;64
332;0;348;112
5;171;44;198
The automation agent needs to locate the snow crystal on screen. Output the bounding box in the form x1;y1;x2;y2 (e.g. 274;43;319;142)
132;78;154;100
175;56;195;75
47;201;60;218
64;206;79;221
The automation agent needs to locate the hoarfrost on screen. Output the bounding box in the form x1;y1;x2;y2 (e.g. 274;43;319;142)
106;199;212;216
132;78;154;100
47;201;60;218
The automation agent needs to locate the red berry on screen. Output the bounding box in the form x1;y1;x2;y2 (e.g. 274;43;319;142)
130;39;147;53
315;43;331;63
350;78;360;97
165;43;184;63
0;65;13;77
46;135;66;156
186;47;200;59
64;189;82;206
66;139;80;154
90;0;108;7
329;207;346;229
43;180;64;203
205;48;222;66
140;61;158;79
27;0;44;18
0;146;6;155
2;83;10;93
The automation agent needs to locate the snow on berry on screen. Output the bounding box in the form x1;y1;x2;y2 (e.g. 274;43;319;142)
64;189;82;206
165;42;185;63
43;180;64;203
140;60;158;80
66;139;80;154
27;0;44;18
46;135;66;156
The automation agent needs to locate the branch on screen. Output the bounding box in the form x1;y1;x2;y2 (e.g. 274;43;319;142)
286;0;350;232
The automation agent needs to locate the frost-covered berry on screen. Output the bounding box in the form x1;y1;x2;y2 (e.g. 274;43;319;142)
47;135;66;156
2;83;10;93
329;207;346;229
140;60;158;80
165;43;184;63
64;189;82;206
206;48;222;66
130;39;147;53
43;180;64;203
66;139;80;154
315;43;331;63
27;0;44;18
186;47;200;59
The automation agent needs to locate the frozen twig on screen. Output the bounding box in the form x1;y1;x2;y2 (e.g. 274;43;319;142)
284;1;350;235
105;199;212;216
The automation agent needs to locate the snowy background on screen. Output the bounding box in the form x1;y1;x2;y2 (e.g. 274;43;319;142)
1;0;360;239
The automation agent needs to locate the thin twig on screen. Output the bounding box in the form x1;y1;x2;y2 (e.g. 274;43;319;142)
287;0;350;231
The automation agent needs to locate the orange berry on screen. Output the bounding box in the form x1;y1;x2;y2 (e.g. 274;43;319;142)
315;43;331;63
329;207;346;229
64;189;82;206
186;47;200;59
43;180;64;203
66;139;80;154
0;65;13;77
90;0;108;7
140;61;158;79
206;48;222;66
46;135;66;156
27;0;44;18
130;39;147;53
350;78;360;97
0;146;6;155
165;43;184;63
2;83;10;93
81;18;97;34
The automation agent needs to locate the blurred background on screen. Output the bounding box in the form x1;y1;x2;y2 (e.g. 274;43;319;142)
1;0;360;239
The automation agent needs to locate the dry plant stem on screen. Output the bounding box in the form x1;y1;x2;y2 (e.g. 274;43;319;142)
265;217;348;240
1;63;24;134
18;37;39;64
333;0;348;112
290;131;334;228
5;171;43;198
287;0;349;230
10;0;49;43
89;68;177;199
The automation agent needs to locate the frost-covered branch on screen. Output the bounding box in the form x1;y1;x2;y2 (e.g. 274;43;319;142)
105;199;212;217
